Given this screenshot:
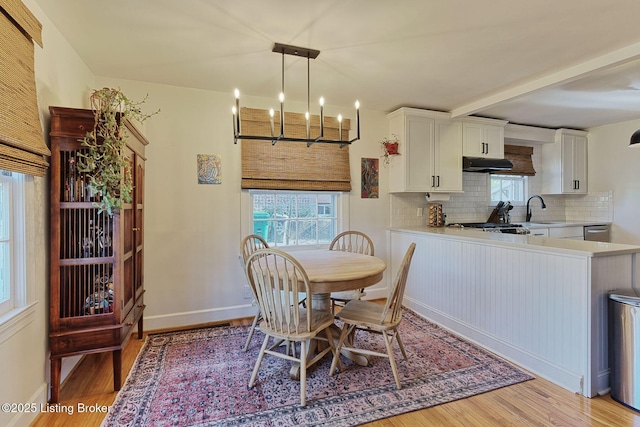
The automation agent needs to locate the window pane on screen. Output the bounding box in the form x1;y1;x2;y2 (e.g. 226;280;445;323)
490;174;526;204
0;173;11;309
0;243;6;302
297;195;316;219
318;219;334;244
252;191;338;247
0;181;6;239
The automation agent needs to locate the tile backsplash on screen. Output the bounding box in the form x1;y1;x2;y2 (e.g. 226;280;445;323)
389;172;613;228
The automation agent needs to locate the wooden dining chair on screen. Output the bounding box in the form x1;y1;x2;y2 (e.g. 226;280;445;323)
330;242;416;390
329;230;375;313
245;248;341;406
240;234;269;352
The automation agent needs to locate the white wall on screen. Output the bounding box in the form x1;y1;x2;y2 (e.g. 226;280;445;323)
0;1;95;426
94;77;391;330
588;119;640;244
3;3;390;421
12;1;639;423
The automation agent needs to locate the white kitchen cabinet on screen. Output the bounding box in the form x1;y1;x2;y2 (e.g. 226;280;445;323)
549;226;584;240
387;108;462;193
529;228;549;237
462;118;507;159
541;128;588;194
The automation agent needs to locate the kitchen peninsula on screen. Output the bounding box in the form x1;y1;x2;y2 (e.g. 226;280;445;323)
389;227;640;398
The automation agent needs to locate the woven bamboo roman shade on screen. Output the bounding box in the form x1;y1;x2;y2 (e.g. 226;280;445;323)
0;0;50;177
240;107;351;191
499;144;535;176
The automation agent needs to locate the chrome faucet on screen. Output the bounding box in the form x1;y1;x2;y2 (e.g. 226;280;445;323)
526;195;546;222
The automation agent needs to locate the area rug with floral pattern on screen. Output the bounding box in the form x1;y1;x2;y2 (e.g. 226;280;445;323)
101;309;533;427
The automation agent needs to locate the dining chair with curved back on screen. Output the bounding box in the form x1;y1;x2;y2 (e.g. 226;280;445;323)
329;231;375;313
240;234;269;352
330;242;416;390
245;248;342;406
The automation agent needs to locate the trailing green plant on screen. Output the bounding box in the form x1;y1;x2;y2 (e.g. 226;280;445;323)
78;88;158;215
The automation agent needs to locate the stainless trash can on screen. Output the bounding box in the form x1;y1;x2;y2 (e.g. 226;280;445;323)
609;289;640;411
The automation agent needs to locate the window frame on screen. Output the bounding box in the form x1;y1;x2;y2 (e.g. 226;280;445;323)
488;174;528;207
0;171;37;344
0;172;14;314
242;189;349;251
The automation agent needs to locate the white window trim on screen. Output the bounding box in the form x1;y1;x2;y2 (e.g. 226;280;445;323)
0;173;37;344
240;190;350;251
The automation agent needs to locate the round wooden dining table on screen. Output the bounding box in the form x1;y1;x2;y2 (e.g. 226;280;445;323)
283;249;387;379
289;249;386;305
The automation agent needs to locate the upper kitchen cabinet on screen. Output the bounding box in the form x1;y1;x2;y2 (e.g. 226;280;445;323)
462;117;507;159
541;128;588;194
387;108;462;193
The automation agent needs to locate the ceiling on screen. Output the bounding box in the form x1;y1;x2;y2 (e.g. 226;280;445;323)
34;0;640;130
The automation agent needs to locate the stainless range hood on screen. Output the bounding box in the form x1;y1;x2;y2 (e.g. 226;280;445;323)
462;157;513;173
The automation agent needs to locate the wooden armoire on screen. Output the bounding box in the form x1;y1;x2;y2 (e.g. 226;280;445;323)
48;106;147;403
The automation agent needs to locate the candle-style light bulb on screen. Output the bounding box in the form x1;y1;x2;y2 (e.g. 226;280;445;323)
234;89;240;134
319;97;325;139
338;114;343;141
269;108;275;137
232;106;237;143
279;92;285;136
305;111;310;139
355;100;360;140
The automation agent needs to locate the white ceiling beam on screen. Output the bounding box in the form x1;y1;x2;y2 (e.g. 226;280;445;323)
450;40;640;118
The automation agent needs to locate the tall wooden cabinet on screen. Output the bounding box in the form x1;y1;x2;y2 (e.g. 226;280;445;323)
48;107;147;403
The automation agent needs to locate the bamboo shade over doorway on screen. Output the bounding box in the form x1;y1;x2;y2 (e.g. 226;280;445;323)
498;144;536;176
240;107;351;191
0;0;50;177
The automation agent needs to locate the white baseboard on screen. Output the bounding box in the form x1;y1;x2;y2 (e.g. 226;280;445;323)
144;304;257;331
6;382;47;427
403;296;585;396
144;287;389;332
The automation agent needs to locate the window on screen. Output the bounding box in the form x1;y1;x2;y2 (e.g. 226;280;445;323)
0;171;12;314
490;174;527;205
251;191;340;247
0;170;27;320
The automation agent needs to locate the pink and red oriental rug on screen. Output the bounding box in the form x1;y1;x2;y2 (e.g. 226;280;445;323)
101;309;533;426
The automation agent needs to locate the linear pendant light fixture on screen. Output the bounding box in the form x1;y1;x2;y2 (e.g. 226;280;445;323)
232;42;360;147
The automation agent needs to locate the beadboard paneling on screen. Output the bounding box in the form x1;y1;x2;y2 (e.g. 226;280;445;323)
391;230;635;397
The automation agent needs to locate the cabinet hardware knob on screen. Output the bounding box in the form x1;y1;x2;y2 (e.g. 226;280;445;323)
132;227;140;231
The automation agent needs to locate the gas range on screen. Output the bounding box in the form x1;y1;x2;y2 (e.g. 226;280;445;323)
447;222;530;235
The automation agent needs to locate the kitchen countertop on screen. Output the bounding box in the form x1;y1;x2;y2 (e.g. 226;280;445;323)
391;226;640;257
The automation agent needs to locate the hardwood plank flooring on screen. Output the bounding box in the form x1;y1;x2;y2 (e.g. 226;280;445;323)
31;316;640;427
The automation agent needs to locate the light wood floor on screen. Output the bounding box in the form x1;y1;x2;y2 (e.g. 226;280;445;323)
31;315;640;427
